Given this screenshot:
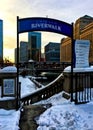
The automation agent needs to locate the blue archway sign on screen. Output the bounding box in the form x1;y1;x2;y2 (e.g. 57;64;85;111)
18;17;73;37
16;17;74;108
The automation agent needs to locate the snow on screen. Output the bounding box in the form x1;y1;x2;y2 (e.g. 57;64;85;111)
0;109;20;130
19;76;37;98
0;66;17;73
0;74;37;130
34;91;93;130
0;76;36;101
1;66;93;130
64;65;93;72
37;101;93;130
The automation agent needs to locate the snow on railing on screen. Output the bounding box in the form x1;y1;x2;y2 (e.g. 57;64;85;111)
20;73;64;105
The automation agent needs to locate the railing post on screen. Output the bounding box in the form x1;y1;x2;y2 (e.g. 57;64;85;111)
75;73;78;104
71;23;74;102
16;82;21;110
90;72;91;100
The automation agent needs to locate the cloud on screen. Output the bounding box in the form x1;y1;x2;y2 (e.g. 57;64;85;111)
0;0;93;61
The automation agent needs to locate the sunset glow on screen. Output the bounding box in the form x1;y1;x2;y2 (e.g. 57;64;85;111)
0;0;93;62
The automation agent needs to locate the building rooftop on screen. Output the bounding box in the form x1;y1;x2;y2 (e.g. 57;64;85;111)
81;15;93;19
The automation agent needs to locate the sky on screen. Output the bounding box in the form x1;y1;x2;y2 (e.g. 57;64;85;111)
0;0;93;62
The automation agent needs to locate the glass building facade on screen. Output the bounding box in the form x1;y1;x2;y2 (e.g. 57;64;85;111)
0;20;3;62
45;42;60;62
28;32;41;61
20;41;28;62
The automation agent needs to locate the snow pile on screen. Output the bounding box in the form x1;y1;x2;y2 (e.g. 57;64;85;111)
36;90;93;130
37;102;93;130
0;66;17;73
64;65;93;72
19;76;37;98
0;109;20;130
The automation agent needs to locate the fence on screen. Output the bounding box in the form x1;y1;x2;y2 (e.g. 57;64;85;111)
71;72;93;104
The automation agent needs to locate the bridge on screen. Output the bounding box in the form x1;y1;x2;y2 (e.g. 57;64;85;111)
34;62;71;71
18;62;71;76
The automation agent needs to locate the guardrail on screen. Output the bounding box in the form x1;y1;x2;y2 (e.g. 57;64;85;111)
20;73;64;105
72;72;93;104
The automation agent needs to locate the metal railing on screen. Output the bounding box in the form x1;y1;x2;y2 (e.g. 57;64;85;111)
20;73;64;105
71;72;93;104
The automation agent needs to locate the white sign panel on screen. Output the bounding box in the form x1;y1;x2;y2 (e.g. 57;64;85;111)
75;40;90;68
3;79;15;96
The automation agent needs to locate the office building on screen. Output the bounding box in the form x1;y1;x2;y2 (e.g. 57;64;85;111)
60;37;71;62
80;22;93;62
74;15;93;39
45;42;60;62
20;41;28;62
28;32;41;61
60;15;93;62
0;20;3;62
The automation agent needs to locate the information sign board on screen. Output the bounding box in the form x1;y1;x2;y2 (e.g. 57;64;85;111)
74;40;90;68
3;79;15;96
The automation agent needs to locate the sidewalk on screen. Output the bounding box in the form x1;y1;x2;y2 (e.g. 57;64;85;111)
19;105;46;130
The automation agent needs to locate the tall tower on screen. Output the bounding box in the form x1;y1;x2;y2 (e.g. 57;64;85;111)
28;32;41;61
0;20;3;63
20;41;28;62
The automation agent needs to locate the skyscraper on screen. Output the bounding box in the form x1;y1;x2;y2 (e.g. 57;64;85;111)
0;20;3;63
20;41;28;62
28;32;41;61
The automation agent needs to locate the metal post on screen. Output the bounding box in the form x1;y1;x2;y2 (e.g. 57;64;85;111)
71;23;74;102
16;16;19;109
18;82;21;108
75;73;77;104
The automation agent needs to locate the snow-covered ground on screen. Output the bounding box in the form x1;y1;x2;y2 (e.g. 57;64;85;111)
1;66;93;130
0;109;20;130
36;93;93;130
0;75;37;130
0;66;37;130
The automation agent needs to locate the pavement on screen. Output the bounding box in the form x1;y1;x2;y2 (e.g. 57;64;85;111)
19;104;47;130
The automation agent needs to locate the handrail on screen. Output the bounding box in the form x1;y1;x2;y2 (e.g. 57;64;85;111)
20;73;64;105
